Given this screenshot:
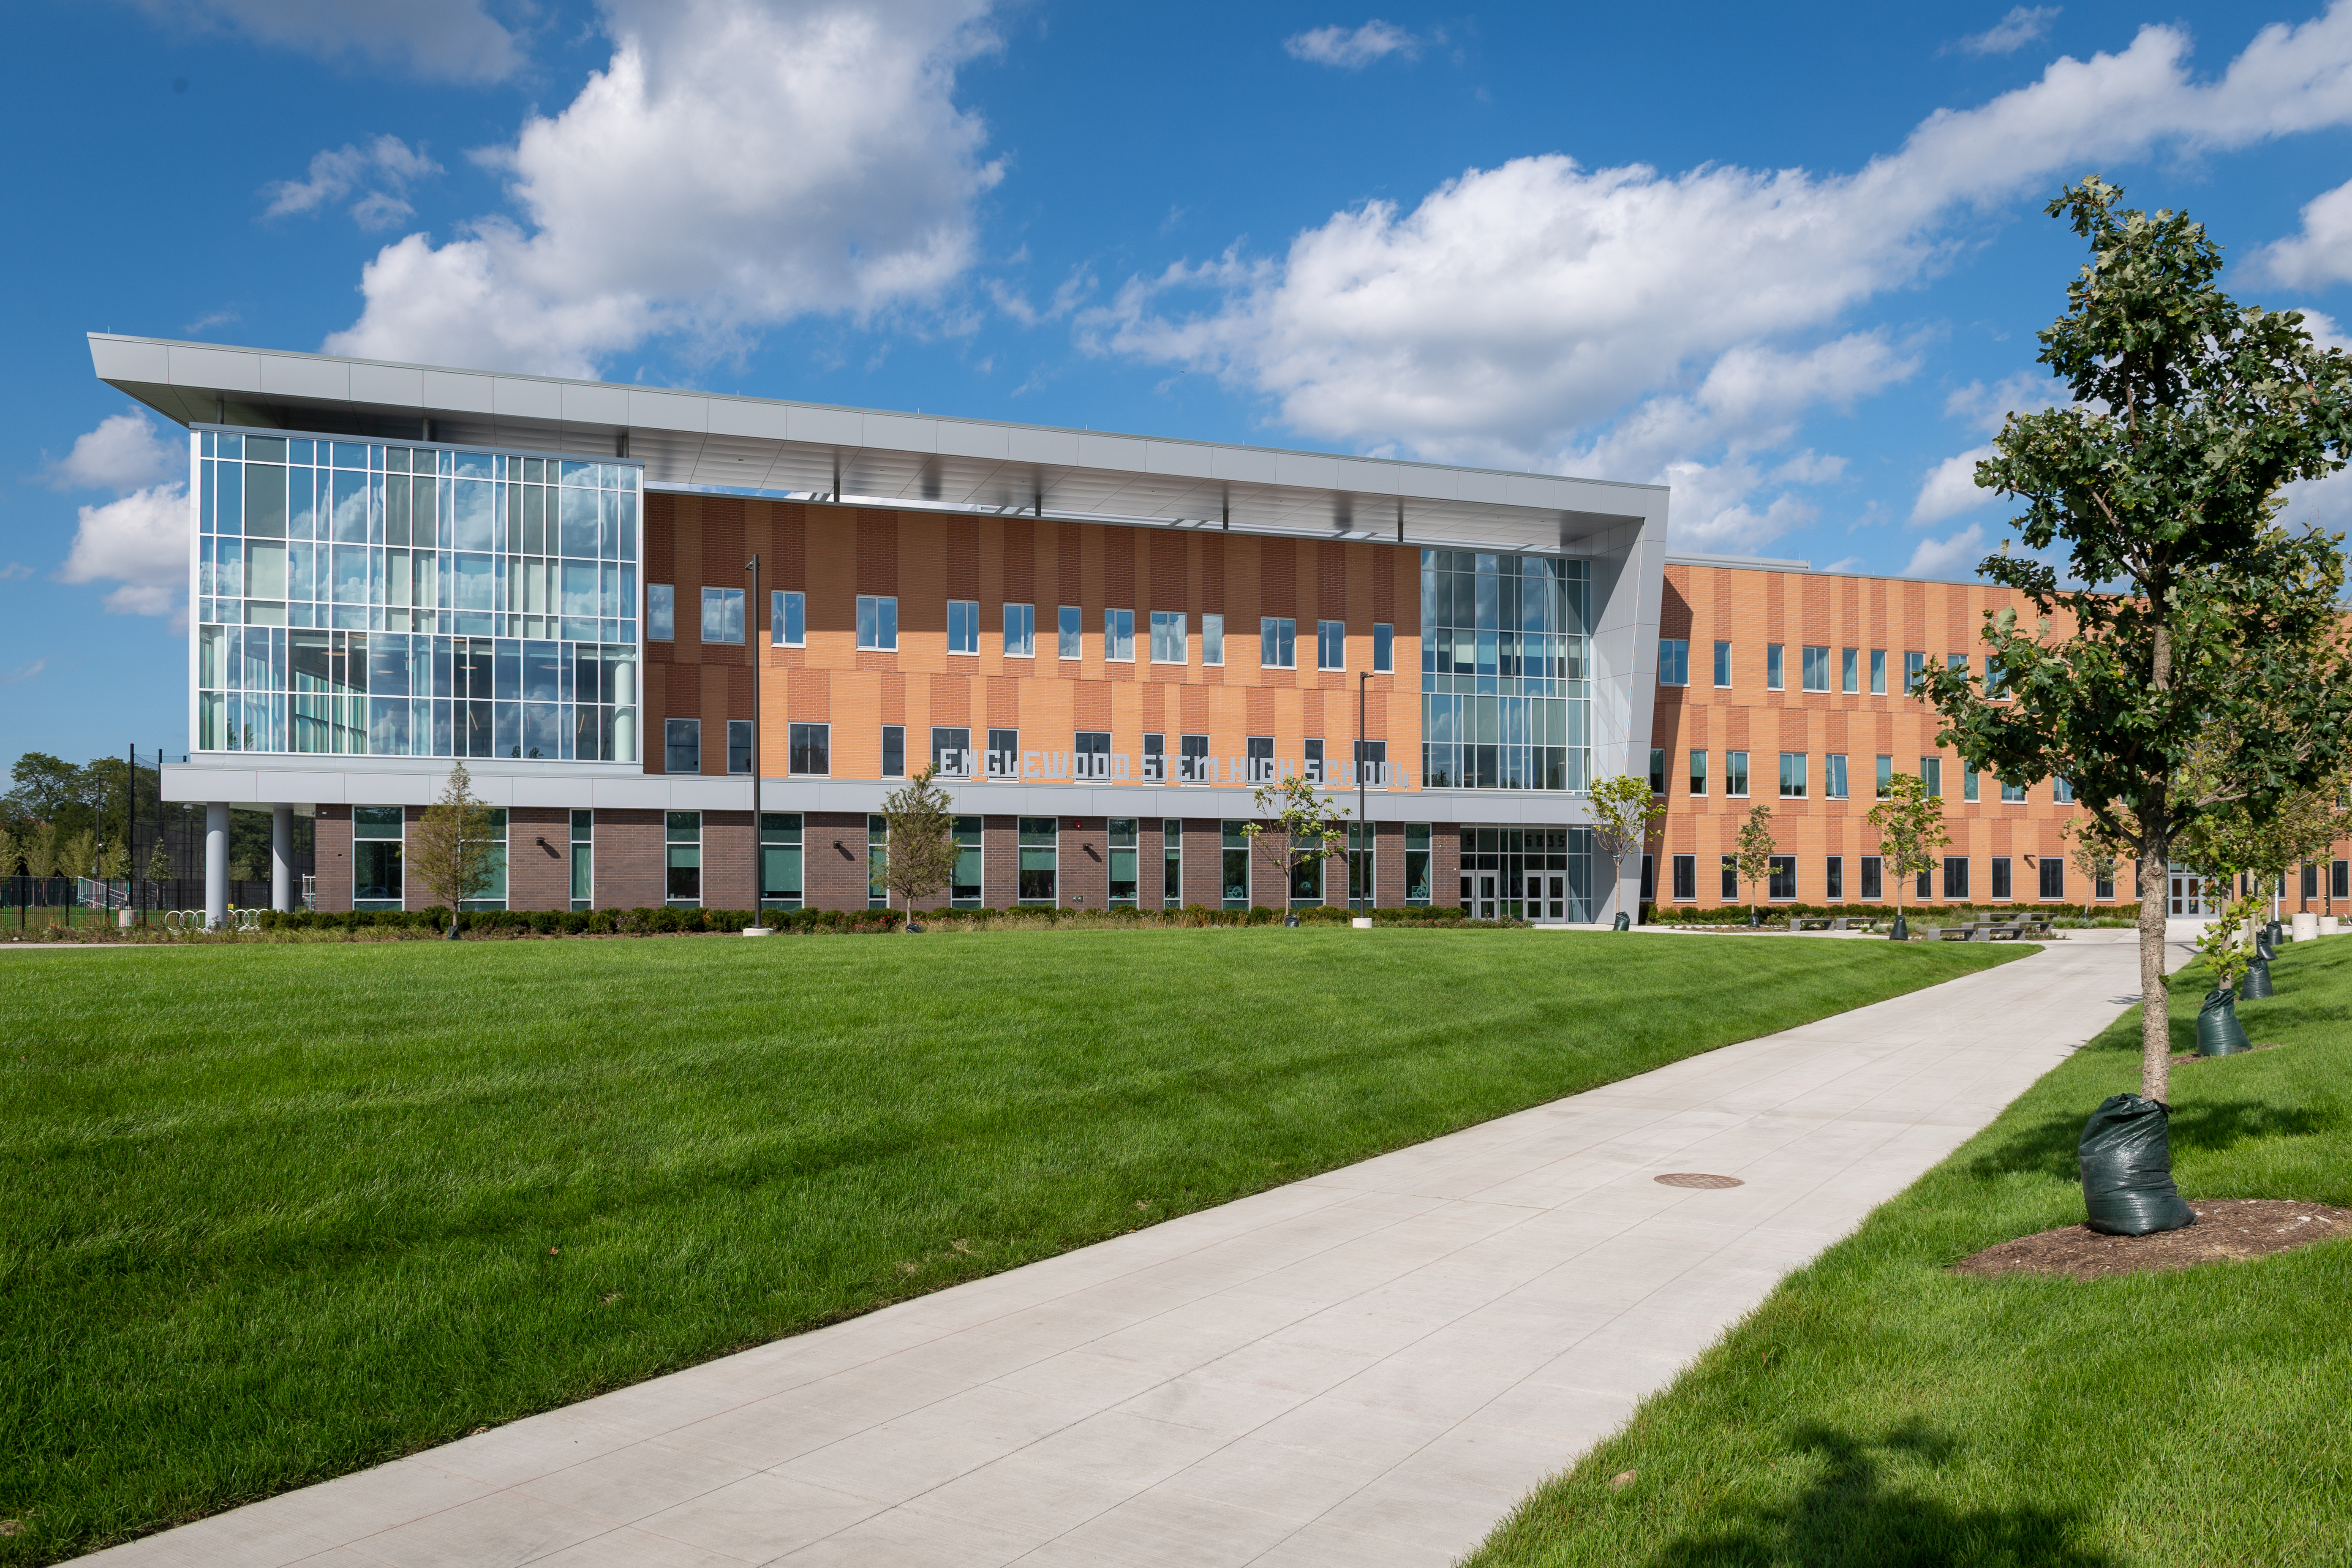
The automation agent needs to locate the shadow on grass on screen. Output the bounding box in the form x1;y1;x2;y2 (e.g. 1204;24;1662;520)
1642;1422;2114;1568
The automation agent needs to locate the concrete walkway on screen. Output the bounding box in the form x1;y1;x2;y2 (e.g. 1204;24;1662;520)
83;935;2143;1568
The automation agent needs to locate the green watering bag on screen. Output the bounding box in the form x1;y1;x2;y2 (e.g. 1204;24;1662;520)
2241;956;2274;1000
2079;1094;2195;1236
2197;988;2251;1055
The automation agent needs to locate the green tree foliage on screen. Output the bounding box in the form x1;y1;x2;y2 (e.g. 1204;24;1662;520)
1243;773;1350;909
877;765;960;916
1916;178;2352;1101
145;841;174;887
1734;805;1777;921
1866;773;1949;927
1587;773;1666;919
60;829;96;882
406;765;500;931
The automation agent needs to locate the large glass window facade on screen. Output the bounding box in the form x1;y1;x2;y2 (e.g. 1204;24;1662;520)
761;813;803;909
1018;817;1058;904
1421;551;1589;792
665;811;700;907
192;430;641;760
951;817;983;907
353;806;403;910
1459;826;1593;921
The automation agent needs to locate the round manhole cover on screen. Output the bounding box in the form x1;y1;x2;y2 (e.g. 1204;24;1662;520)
1655;1173;1745;1189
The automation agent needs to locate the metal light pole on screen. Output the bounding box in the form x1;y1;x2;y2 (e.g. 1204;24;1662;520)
1357;670;1369;913
745;553;768;934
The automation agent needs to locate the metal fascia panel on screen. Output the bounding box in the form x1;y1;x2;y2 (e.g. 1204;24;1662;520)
421;369;497;416
89;335;172;384
629;388;710;432
707;398;791;440
493;377;564;420
348;360;427;408
258;353;350;402
168;344;264;395
788;406;862;446
560;382;630;425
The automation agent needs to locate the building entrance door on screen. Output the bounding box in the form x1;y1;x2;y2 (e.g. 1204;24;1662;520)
1533;873;1566;920
2169;873;2208;915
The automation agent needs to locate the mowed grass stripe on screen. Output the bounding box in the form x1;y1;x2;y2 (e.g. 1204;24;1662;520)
0;928;2017;1563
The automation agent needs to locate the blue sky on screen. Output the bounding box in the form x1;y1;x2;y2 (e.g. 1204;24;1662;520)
9;0;2352;763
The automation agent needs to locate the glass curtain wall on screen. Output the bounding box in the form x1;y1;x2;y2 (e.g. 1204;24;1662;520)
1458;826;1594;921
1420;551;1590;792
761;813;803;909
192;430;641;761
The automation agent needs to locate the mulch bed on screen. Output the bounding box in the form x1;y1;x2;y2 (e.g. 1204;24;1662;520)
1950;1200;2352;1281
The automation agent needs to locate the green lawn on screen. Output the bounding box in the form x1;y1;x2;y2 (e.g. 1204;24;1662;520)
0;928;2017;1563
1470;937;2352;1568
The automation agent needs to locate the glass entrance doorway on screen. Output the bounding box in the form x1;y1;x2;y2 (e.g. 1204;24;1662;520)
1458;825;1594;922
2167;864;2214;915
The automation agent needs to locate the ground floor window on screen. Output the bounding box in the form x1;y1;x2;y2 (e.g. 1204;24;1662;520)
762;813;803;909
1222;821;1251;909
2039;857;2065;900
951;816;982;907
570;808;593;910
1825;855;1843;900
868;816;889;908
1768;855;1796;901
1993;857;2012;900
1943;856;1969;901
354;805;403;909
1019;817;1058;904
460;808;508;910
666;811;700;906
1720;854;1738;900
1671;852;1696;900
1405;824;1431;904
1108;819;1138;904
1640;853;1655;902
1462;825;1591;921
1162;819;1182;906
1861;855;1883;901
2098;865;2117;901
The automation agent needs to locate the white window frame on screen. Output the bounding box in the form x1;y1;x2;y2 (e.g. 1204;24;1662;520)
701;586;744;645
1260;616;1296;670
947;599;979;656
1373;622;1393;673
1150;609;1187;664
1003;602;1035;658
1104;607;1135;663
1202;612;1225;666
856;594;898;651
1317;619;1345;671
1058;605;1081;660
646;583;675;642
772;589;804;647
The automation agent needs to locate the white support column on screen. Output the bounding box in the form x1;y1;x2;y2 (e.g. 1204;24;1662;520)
272;805;294;913
204;802;230;929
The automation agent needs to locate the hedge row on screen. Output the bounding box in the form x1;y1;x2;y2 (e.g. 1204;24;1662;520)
254;902;1504;937
1648;901;2140;926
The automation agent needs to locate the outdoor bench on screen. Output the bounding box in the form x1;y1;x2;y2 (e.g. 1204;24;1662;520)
1792;916;1835;931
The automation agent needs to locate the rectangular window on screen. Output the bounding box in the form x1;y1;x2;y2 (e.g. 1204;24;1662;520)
1139;732;1165;782
2098;866;2117;901
1861;855;1883;901
1870;649;1887;695
988;727;1020;779
869;815;889;910
727;718;753;775
353;805;403;909
1766;643;1785;690
1876;755;1893;798
647;583;675;641
762;812;803;910
1919;868;1934;900
1824;753;1848;799
1075;730;1111;781
1903;651;1926;696
1650;748;1666;795
1779;752;1807;798
1726;750;1750;798
1944;857;1970;900
1405;823;1432;904
772;589;804;647
1671;853;1696;900
1964;767;1980;802
701;586;744;645
1003;602;1035;658
1305;738;1326;784
665;717;700;774
1058;605;1081;659
2039;858;2065;900
1720;855;1739;900
1260;616;1296;669
2054;778;2075;804
1841;647;1859;694
1018;817;1058;904
460;808;509;912
1222;820;1251;909
1104;607;1135;662
856;594;898;651
1993;857;2013;899
1163;819;1182;906
2305;862;2320;901
1373;622;1394;673
1317;619;1345;671
932;727;970;776
881;724;904;778
1802;645;1829;692
1825;855;1843;900
569;807;593;911
2336;860;2349;900
947;599;979;655
1150;610;1187;664
1247;735;1276;784
666;811;701;908
2002;778;2027;803
1768;856;1797;901
1658;638;1689;686
1108;818;1139;906
1202;612;1225;666
1641;854;1655;902
1689;750;1707;796
1714;640;1732;687
949;816;982;908
788;721;829;776
1919;757;1942;798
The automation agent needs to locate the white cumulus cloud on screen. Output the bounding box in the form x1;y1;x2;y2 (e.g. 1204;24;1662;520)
44;411;183;492
131;0;525;83
1904;523;1989;579
264;136;443;230
60;486;190;621
324;0;1004;377
1951;6;2060;58
1284;20;1420;68
2250;180;2352;289
1087;4;2352;553
1911;446;1999;525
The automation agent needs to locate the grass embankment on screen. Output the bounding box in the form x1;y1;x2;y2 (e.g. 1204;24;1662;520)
1472;936;2352;1568
0;929;2013;1562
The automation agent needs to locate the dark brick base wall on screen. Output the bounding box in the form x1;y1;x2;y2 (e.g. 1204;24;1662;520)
507;807;572;912
315;806;351;910
594;810;666;910
806;811;871;910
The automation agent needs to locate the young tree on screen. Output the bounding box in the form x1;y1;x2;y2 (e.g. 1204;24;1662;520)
1734;805;1776;925
1866;773;1949;935
407;763;501;936
1242;773;1350;915
60;829;96;885
877;764;960;917
1917;179;2352;1103
1587;773;1666;924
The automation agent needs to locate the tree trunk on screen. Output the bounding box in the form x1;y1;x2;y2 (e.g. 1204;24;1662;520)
2138;837;2170;1103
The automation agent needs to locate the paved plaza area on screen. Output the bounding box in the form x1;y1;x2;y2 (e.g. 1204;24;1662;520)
83;934;2143;1568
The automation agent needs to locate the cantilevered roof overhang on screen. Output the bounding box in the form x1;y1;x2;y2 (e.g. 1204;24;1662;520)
90;333;1665;556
